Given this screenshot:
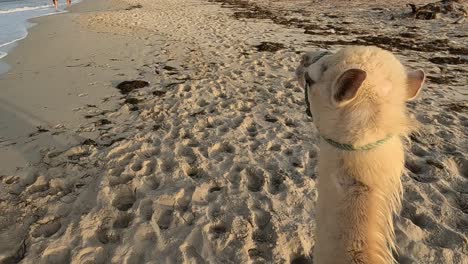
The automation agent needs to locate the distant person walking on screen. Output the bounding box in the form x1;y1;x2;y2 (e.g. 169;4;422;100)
53;0;71;10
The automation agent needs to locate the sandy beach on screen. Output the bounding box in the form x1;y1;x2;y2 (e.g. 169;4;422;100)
0;0;467;263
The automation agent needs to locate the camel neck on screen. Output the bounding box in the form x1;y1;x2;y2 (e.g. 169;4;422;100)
320;134;393;151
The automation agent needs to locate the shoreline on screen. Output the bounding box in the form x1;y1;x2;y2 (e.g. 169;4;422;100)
0;0;80;70
0;0;137;175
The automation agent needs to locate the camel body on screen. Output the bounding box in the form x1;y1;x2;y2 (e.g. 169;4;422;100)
296;46;425;264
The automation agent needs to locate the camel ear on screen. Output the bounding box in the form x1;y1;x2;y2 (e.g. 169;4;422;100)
296;50;332;88
296;66;307;89
406;69;425;101
332;69;367;106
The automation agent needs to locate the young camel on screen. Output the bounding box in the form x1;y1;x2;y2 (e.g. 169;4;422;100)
296;46;425;264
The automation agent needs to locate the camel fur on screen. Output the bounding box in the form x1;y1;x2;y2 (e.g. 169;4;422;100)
296;46;425;264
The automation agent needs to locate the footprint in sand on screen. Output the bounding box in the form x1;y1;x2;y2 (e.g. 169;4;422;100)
180;245;205;264
112;212;134;229
248;206;277;262
41;246;71;264
111;185;136;211
108;174;133;187
411;144;430;157
242;167;265;192
264;114;278;123
175;188;194;212
31;219;62;238
138;198;154;221
267;171;284;194
75;247;107;264
243;122;258;137
176;145;198;164
208;222;228;238
290;255;313;264
129;158;144;172
159;156;177;173
153;206;173;230
267;142;282;152
427;225;467;249
283;118;297;127
209;141;236;157
138;160;157;176
409;213;437;230
140;175;160;191
183;163;204;179
96;221;120;245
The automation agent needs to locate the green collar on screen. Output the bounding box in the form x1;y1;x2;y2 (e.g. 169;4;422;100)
321;135;393;151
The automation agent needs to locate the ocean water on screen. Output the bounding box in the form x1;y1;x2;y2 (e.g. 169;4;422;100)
0;0;77;61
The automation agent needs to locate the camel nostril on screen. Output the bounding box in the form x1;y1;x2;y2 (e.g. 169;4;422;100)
306;108;313;118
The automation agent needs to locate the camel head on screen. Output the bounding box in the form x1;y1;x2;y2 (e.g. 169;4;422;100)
296;46;425;143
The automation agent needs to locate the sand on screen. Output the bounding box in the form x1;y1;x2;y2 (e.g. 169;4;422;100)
0;0;466;263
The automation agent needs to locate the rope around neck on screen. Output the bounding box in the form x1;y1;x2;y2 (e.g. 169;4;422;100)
321;135;393;151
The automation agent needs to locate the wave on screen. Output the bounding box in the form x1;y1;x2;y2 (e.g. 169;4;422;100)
0;35;28;49
0;4;52;14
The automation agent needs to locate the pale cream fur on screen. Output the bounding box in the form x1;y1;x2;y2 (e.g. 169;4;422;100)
296;46;425;264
